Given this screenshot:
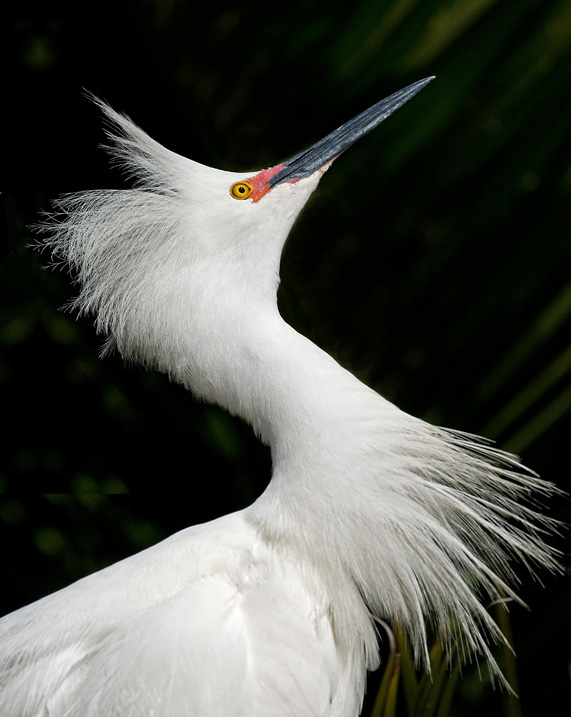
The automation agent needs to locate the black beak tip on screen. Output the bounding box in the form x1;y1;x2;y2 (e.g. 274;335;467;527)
273;77;435;185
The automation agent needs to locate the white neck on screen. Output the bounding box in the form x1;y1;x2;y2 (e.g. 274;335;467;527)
182;302;381;463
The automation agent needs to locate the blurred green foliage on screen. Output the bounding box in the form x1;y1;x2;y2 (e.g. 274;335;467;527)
2;0;570;714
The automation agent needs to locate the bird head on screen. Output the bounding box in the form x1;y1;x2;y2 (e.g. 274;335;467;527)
41;79;433;382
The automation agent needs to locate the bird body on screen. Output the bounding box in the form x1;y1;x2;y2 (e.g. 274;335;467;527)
0;81;560;716
1;512;361;716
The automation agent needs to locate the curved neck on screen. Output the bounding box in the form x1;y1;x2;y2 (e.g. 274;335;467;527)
184;307;374;461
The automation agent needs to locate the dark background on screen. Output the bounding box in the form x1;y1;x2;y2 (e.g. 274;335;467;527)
2;1;570;715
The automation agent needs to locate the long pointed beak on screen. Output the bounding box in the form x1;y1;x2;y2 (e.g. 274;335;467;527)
271;77;434;187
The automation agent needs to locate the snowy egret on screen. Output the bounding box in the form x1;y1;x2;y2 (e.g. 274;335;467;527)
0;78;560;716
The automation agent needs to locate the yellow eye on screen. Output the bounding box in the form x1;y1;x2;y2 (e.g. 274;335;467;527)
230;181;253;200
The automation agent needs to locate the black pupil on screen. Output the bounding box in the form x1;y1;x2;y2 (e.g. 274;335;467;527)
239;186;245;193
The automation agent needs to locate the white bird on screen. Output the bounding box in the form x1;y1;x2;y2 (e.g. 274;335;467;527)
0;79;560;717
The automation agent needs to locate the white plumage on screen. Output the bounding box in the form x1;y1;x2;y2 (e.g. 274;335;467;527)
0;82;560;716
